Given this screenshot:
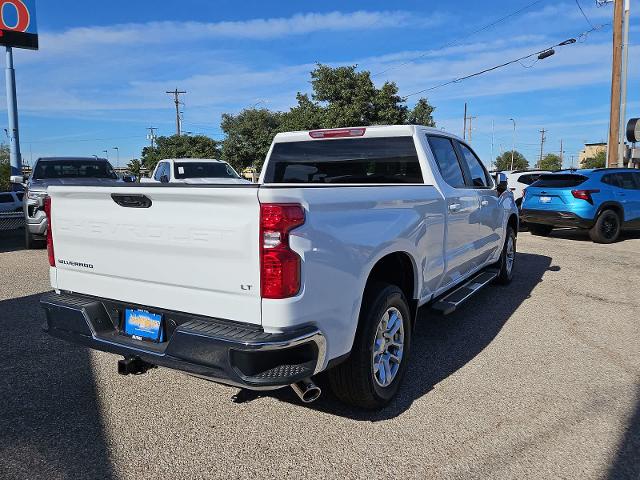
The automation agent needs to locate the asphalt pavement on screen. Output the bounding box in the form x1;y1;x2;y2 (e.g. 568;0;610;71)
0;228;638;480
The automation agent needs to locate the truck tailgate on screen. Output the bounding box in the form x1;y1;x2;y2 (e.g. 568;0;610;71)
49;185;262;325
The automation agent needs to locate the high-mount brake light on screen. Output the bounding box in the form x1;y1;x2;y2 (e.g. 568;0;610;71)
260;204;305;299
44;196;55;267
309;128;366;139
571;189;600;204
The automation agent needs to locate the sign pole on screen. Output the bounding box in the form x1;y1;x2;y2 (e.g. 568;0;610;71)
5;45;22;177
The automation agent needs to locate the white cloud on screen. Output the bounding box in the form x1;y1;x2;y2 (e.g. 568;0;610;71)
37;10;440;54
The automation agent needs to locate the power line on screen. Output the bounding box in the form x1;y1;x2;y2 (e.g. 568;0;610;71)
401;25;608;100
372;0;550;77
574;0;595;28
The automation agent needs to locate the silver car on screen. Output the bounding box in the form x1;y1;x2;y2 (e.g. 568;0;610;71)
22;157;119;248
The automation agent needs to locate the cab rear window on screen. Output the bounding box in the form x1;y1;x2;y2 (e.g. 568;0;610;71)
531;174;587;188
263;137;423;184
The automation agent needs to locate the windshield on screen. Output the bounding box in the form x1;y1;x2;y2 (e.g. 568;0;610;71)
33;160;117;180
174;162;240;179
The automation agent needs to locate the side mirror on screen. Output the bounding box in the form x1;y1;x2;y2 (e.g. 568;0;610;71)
495;173;508;194
10;175;25;184
122;175;136;183
160;174;169;184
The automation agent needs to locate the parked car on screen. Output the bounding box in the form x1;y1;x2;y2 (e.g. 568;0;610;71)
20;157;119;249
521;168;640;243
504;170;550;208
143;158;250;184
0;190;24;213
40;125;519;409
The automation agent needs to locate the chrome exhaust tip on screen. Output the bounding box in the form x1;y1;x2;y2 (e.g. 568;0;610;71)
291;378;321;403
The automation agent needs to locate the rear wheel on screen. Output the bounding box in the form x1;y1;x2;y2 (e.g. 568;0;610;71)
328;283;411;409
529;223;553;236
589;209;621;244
495;226;516;285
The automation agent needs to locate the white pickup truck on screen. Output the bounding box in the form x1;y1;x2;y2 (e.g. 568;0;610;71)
41;125;518;409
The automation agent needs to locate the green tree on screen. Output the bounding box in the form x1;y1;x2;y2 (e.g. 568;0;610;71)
126;158;143;179
141;135;220;171
539;153;562;171
582;150;606;169
221;108;284;172
220;64;437;170
495;150;529;171
407;98;436;127
0;144;11;191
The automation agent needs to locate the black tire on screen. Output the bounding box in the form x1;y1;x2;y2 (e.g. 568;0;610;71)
495;226;516;285
328;282;412;410
589;209;621;244
529;223;553;236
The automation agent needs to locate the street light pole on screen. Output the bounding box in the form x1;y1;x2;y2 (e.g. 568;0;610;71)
103;150;109;160
113;147;120;169
509;118;516;171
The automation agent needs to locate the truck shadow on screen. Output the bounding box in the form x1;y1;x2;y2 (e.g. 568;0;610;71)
270;252;553;420
0;229;27;253
0;293;116;479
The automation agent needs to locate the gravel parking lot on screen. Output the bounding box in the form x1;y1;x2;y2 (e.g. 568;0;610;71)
0;228;638;480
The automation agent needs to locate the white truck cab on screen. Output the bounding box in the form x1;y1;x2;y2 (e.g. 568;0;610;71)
41;126;518;409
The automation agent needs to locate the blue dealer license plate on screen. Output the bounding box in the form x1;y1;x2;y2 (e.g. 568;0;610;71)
124;309;164;342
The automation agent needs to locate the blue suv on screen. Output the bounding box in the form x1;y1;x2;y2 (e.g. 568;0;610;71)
521;168;640;243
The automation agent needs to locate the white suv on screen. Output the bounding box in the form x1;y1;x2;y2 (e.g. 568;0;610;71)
505;170;549;207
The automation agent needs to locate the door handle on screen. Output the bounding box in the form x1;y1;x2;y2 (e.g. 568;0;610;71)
449;203;462;213
481;200;489;206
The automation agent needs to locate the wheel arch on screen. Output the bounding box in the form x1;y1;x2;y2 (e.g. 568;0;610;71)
361;251;419;329
596;201;625;221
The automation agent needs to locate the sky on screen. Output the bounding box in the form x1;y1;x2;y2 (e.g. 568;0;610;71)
3;0;639;169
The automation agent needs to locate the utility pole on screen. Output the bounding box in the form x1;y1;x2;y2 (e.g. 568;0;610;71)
146;127;158;148
166;89;186;136
467;116;477;143
5;47;22;178
607;0;624;168
491;120;495;170
509;118;516;171
463;102;468;140
539;128;547;167
559;139;564;166
618;0;631;167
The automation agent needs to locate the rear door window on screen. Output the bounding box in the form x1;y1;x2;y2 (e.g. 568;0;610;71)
531;174;588;188
264;137;423;184
0;193;13;203
426;136;466;188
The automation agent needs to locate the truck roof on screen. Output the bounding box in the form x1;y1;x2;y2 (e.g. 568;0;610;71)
37;157;110;162
164;158;226;163
273;125;462;143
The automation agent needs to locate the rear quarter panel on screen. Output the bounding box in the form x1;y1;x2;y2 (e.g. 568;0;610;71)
258;185;445;364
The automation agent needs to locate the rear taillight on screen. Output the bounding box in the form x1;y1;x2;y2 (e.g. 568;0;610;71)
522;188;527;199
260;204;305;299
44;196;55;267
571;189;600;204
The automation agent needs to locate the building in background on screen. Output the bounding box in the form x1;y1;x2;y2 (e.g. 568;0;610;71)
579;143;607;168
